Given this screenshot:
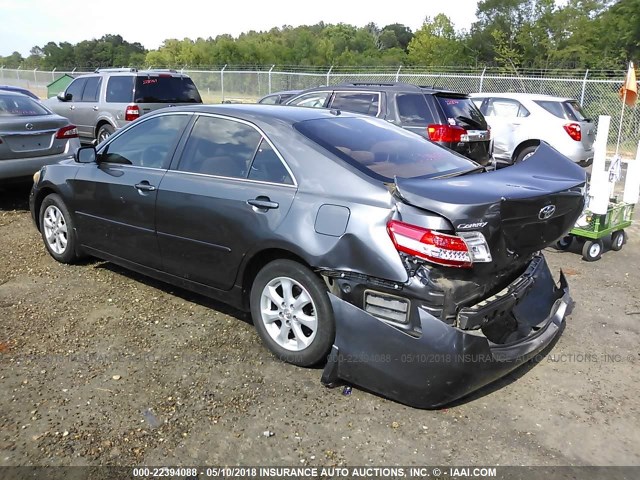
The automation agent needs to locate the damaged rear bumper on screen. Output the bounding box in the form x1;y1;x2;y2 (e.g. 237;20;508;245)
321;255;570;408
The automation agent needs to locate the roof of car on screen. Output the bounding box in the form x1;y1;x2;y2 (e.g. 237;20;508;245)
470;92;574;102
154;103;365;123
293;82;462;96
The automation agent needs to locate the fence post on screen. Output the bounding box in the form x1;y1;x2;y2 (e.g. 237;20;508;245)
221;64;227;103
17;65;21;82
52;67;56;82
580;69;589;107
326;65;333;86
479;67;486;93
395;65;402;82
33;68;38;84
0;66;4;82
268;64;275;94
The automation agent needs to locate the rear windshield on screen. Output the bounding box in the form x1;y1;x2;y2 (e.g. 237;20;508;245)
535;100;589;121
134;76;202;103
435;95;487;129
294;116;477;181
0;93;49;116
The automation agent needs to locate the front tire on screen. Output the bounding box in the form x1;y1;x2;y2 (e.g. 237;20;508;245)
250;259;335;367
39;194;79;264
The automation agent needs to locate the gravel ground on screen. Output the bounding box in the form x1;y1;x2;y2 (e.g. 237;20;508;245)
1;182;639;467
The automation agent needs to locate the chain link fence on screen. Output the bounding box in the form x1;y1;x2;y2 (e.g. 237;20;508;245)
2;65;638;155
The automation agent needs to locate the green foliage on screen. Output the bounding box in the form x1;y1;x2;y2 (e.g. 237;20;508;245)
408;14;470;66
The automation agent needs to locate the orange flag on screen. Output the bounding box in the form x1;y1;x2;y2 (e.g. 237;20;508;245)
620;61;638;106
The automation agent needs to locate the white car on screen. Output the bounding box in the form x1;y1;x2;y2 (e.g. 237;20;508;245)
470;93;595;166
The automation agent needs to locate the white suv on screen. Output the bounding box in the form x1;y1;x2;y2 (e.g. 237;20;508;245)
470;93;595;166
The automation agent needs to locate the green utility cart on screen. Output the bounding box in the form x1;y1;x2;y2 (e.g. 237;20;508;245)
556;201;634;261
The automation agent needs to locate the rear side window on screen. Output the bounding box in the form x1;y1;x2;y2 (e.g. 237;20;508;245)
330;92;380;116
248;139;294;185
0;94;50;116
536;100;589;122
436;95;486;129
178;116;262;178
66;78;87;101
106;76;134;103
294;117;476;181
259;95;278;105
134;76;202;103
81;77;102;102
397;93;435;125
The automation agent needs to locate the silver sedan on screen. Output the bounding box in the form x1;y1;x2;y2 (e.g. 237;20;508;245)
0;91;80;181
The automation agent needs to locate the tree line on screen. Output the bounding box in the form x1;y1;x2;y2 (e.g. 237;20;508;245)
1;0;638;71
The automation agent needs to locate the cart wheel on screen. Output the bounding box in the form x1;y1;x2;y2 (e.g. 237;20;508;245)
582;239;603;261
611;230;626;251
556;235;573;250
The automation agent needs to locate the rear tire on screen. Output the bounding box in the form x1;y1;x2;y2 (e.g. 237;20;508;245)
582;239;603;262
250;259;335;367
611;230;626;251
39;194;79;264
97;124;115;143
556;235;573;250
515;145;538;163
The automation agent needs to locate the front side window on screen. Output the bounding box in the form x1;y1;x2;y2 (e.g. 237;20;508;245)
177;116;262;178
106;76;134;103
295;116;476;181
330;92;380;116
81;77;102;102
486;98;530;118
258;95;278;105
101;114;190;168
66;78;87;101
288;91;331;109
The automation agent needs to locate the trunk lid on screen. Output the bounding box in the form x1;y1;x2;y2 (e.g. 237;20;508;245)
0;114;70;160
393;143;587;268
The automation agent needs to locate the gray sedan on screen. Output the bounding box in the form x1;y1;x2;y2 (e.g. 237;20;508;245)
30;104;586;408
0;92;80;181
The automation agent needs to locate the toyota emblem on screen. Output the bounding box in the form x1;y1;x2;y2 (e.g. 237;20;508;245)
538;205;556;220
25;123;34;130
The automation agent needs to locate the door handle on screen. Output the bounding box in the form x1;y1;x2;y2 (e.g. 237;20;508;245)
135;182;156;192
247;197;279;210
69;105;75;110
93;106;99;111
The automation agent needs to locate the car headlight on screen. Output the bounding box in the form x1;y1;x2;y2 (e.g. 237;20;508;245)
33;169;41;184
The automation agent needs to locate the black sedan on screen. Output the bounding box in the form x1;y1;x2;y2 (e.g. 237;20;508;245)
30;105;587;408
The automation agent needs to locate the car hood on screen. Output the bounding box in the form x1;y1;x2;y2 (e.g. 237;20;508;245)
393;143;587;267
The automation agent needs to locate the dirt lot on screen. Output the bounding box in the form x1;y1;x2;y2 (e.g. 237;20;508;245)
1;182;639;468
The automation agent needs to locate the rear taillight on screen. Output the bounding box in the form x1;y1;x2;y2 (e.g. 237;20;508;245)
387;220;473;268
563;123;581;141
55;125;78;139
427;124;467;143
125;104;140;121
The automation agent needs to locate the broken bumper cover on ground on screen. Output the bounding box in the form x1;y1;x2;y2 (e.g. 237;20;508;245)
321;255;570;408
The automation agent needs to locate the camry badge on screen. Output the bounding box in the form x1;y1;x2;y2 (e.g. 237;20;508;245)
538;205;556;220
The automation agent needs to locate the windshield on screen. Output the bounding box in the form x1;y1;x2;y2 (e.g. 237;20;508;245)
134;76;202;103
294;116;477;181
435;95;487;129
0;93;50;116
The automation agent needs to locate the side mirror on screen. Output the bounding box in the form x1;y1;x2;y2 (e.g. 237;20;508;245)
57;92;72;101
76;146;97;164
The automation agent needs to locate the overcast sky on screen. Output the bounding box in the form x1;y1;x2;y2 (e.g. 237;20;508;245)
0;0;480;57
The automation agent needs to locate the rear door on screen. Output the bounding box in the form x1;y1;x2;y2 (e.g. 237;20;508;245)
72;113;191;268
156;114;296;290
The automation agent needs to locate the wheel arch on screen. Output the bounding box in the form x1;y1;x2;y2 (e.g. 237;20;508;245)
94;119;116;139
33;185;62;231
512;139;541;162
238;248;317;310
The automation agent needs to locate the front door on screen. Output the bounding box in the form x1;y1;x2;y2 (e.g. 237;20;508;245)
72;113;192;269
